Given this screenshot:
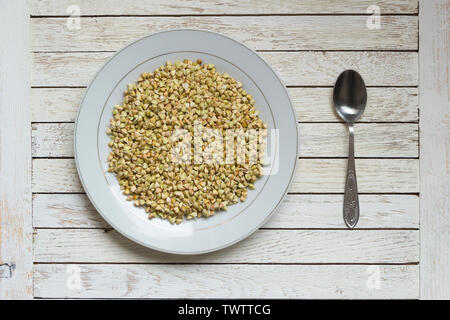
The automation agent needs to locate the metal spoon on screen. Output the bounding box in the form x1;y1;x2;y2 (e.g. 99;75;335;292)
333;70;367;228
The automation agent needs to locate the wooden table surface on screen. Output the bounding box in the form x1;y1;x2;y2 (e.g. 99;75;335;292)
0;0;448;299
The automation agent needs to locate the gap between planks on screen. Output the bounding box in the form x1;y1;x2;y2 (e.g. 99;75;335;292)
31;50;419;53
32;262;420;265
30;14;420;18
32;192;421;195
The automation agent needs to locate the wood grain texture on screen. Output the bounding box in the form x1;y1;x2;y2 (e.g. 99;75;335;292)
27;0;423;300
419;0;450;299
297;123;418;157
33;264;419;299
31;16;418;51
30;0;419;15
31;158;419;193
0;0;32;299
33;229;419;263
31;87;419;123
291;159;419;193
31;51;419;87
31;123;419;158
289;87;419;123
31;88;84;122
32;193;419;229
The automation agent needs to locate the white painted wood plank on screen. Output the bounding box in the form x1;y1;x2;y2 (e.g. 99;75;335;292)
291;159;419;193
31;158;419;193
31;87;419;123
31;88;84;122
30;0;419;15
33;264;419;299
31;16;418;51
32;123;72;157
290;87;419;123
33;159;80;193
33;194;105;228
419;0;450;300
32;194;419;229
31;52;418;87
263;52;418;87
297;123;418;157
0;0;32;300
33;229;419;263
272;195;419;228
31;123;419;158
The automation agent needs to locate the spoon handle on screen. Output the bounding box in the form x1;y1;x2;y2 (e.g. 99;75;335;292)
344;125;359;228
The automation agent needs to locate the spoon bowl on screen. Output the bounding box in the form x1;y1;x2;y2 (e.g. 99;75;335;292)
333;70;367;124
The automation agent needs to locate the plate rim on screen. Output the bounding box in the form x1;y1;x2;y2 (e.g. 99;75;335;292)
74;28;299;255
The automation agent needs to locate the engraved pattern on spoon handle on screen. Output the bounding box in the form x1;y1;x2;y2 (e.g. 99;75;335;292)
344;125;359;228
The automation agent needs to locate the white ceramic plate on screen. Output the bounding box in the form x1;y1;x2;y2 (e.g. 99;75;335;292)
75;29;298;254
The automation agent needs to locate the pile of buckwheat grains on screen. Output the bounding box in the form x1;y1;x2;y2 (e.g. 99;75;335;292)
107;59;267;224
